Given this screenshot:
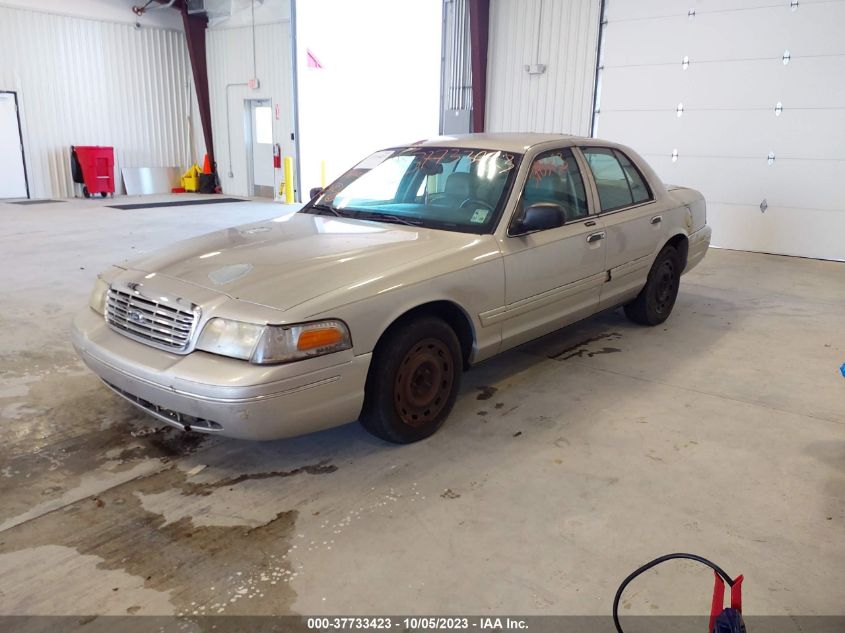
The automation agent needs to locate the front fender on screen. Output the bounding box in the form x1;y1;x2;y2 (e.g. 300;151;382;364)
304;257;506;364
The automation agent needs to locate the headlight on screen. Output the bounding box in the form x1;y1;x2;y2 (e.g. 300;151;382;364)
196;318;264;360
88;277;110;315
196;318;352;364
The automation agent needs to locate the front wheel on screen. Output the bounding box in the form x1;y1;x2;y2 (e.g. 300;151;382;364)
624;244;681;326
360;316;462;443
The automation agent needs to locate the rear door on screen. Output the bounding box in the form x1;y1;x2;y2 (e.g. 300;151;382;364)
579;146;665;310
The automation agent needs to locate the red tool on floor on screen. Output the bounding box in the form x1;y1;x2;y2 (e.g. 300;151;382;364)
613;553;746;633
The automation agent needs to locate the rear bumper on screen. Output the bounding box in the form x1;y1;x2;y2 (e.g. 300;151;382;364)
684;225;712;274
72;308;370;440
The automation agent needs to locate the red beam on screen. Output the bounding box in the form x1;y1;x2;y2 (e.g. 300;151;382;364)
180;5;214;167
468;0;490;133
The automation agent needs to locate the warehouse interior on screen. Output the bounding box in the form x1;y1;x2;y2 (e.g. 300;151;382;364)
0;0;843;628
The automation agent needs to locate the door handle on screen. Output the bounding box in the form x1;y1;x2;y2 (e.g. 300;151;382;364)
650;215;663;225
584;220;597;227
586;231;606;244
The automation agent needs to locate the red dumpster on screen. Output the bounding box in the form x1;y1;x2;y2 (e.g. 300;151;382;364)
71;146;115;198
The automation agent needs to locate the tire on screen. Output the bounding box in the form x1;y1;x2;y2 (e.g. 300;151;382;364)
82;185;90;199
360;316;462;443
623;244;681;326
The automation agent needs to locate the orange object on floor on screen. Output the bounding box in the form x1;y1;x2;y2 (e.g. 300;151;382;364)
202;154;212;174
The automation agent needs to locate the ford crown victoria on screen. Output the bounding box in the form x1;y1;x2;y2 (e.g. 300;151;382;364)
72;133;711;443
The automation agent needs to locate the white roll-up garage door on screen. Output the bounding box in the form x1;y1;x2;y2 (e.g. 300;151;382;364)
595;0;845;261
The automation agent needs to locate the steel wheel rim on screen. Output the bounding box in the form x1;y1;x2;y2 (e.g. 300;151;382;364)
394;338;454;428
654;260;677;314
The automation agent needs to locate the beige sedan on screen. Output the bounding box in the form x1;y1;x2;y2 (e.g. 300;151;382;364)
72;133;711;443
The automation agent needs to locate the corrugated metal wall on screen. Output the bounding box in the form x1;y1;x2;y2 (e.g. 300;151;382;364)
486;0;601;135
206;20;296;198
0;5;193;198
440;0;473;134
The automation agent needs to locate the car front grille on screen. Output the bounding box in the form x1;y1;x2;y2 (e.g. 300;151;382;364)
106;287;197;352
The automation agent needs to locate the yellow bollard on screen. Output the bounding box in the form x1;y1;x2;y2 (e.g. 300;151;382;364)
320;160;327;188
284;156;294;204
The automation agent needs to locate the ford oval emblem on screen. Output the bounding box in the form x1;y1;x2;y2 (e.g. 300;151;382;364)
128;310;145;324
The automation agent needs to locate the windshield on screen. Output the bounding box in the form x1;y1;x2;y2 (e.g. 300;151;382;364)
302;146;521;233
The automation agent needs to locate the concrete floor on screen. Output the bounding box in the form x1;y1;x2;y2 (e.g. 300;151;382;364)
0;195;842;617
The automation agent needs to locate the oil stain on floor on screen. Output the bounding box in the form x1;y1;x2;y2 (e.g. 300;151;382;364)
548;332;623;361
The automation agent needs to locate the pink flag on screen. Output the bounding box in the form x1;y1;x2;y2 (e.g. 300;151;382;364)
306;48;323;69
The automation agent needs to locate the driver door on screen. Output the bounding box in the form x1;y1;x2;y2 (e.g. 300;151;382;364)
494;148;607;350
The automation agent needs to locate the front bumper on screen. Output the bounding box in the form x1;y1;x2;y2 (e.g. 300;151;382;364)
72;308;370;440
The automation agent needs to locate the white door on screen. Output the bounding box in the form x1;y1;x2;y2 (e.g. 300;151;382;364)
247;100;274;198
0;92;28;199
596;1;845;261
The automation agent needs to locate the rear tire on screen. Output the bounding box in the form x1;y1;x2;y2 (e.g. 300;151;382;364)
624;244;681;326
360;316;462;443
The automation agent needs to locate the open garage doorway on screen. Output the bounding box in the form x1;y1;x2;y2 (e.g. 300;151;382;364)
294;0;443;196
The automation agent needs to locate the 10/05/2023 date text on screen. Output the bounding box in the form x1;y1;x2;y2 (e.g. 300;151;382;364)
306;617;529;631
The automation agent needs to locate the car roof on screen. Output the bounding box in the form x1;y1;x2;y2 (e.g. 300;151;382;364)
409;133;583;154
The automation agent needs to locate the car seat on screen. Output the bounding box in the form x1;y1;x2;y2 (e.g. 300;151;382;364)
431;172;474;207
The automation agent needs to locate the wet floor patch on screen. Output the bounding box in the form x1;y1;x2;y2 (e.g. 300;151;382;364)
0;362;212;526
181;461;337;497
475;386;498;400
0;466;300;616
548;332;623;361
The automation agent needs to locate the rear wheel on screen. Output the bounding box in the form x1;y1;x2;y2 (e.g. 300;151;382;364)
624;244;681;326
360;316;461;443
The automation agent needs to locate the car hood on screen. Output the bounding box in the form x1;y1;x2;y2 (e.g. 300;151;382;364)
124;212;484;311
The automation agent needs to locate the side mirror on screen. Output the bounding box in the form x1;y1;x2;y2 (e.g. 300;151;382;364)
309;186;324;200
512;203;565;235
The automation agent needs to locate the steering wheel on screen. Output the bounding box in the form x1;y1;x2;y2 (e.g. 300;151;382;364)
459;198;493;210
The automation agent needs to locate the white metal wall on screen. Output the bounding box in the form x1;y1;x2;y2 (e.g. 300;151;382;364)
596;0;845;261
0;5;194;198
441;0;473;134
486;0;601;135
206;20;296;198
0;0;184;30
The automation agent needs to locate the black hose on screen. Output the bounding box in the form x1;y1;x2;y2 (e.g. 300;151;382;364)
612;553;737;633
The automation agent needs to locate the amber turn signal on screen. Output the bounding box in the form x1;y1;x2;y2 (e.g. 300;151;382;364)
297;327;345;351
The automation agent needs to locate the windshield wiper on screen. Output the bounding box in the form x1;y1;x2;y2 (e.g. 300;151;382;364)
355;212;423;227
303;204;345;217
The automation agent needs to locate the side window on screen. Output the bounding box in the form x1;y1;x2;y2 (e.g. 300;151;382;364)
583;148;632;211
583;147;652;211
614;150;652;204
521;149;589;223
